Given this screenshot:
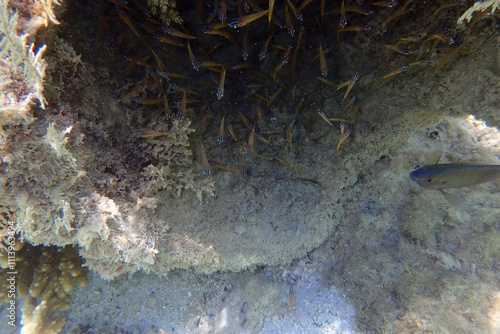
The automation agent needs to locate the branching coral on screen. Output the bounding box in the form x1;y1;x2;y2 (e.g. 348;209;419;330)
25;247;87;333
146;0;183;26
137;119;216;201
0;245;88;333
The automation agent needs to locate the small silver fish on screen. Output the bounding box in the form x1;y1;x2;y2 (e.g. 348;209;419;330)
409;164;500;190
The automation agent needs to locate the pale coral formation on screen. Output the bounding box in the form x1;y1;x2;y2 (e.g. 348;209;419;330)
137;119;216;202
1;0;498;332
146;0;183;26
0;206;24;268
458;0;500;26
0;0;51;114
4;121;85;246
2;114;213;280
0;0;218;282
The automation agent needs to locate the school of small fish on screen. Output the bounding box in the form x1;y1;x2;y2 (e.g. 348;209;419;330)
99;0;478;186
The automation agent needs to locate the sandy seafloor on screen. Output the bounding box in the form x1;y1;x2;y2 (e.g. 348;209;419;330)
65;253;358;334
1;1;500;333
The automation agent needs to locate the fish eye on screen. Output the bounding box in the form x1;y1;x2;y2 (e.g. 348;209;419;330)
425;179;433;183
429;131;439;140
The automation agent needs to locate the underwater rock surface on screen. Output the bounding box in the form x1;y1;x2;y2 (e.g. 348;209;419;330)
1;0;499;333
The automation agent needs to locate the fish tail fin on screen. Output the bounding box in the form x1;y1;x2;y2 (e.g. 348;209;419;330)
440;189;464;206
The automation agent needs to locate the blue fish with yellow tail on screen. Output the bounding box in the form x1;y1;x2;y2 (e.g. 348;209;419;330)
410;164;500;190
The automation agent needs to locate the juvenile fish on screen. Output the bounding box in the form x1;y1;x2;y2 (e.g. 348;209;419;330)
187;41;200;71
318;44;327;77
200;140;211;177
289;286;296;317
409;164;500;189
340;0;347;28
177;91;187;119
217;65;227;100
218;116;225;144
229;9;269;28
246;127;255;156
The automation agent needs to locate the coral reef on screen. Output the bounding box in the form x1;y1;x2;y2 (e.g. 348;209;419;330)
458;0;500;25
146;0;183;26
0;245;88;333
2;112;213;279
0;0;50;124
2;0;497;281
0;0;498;332
0;0;216;281
19;247;85;334
0;206;24;269
4;120;84;246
